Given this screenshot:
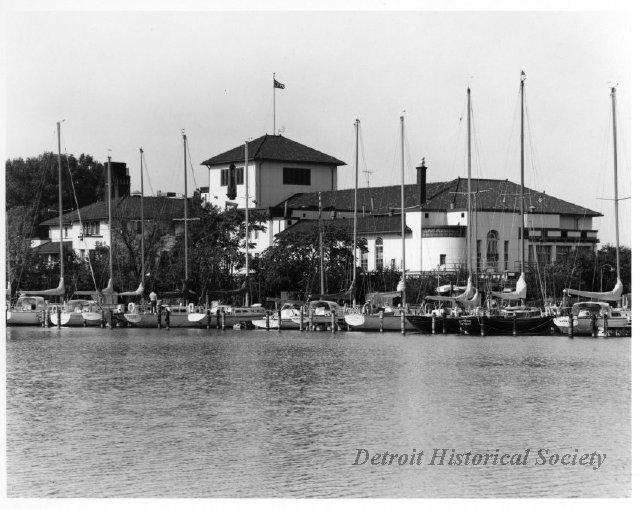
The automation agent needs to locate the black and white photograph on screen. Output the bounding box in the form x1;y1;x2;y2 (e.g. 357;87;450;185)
2;0;635;504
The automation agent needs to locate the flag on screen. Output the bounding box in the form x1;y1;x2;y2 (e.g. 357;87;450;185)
273;79;285;89
521;70;526;80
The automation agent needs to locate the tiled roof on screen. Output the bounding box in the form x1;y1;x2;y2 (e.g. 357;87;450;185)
201;134;346;167
279;216;411;237
32;241;73;254
275;178;602;217
40;196;187;226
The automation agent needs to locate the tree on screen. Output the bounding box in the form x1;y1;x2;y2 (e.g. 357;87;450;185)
6;153;105;224
257;221;366;299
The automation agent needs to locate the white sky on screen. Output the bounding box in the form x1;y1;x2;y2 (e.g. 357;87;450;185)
1;1;635;248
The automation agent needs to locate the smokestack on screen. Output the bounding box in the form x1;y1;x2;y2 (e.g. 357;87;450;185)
416;157;427;206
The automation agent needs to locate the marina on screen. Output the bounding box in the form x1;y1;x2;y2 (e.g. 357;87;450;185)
4;7;633;502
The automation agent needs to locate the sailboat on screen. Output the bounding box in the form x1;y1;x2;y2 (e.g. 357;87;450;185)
344;116;416;331
553;86;630;336
125;131;202;327
120;148;147;324
408;87;481;334
460;72;555;335
8;122;66;326
189;139;267;328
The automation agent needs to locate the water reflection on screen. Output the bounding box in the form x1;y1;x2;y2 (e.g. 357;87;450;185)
6;328;630;497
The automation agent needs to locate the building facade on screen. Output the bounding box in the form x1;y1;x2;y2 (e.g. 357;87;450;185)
202;137;601;274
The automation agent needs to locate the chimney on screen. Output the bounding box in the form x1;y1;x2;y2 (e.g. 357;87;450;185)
416;157;427;206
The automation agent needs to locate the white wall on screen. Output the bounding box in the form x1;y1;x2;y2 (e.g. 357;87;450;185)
207;161;338;210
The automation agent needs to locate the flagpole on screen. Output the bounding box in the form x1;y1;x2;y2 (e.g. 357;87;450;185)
273;73;276;135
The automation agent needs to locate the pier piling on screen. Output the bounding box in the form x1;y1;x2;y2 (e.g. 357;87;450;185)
568;312;574;338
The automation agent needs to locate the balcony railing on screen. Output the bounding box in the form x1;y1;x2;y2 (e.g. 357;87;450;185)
523;227;599;244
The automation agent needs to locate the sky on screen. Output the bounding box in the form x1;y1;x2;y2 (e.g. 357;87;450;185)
1;1;635;248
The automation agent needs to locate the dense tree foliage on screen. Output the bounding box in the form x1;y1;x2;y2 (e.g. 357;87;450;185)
6;153;106;224
255;221;367;301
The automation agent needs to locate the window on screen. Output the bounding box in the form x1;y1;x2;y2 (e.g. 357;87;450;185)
220;167;244;186
529;245;551;266
440;254;446;267
504;240;509;270
63;226;69;238
461;212;465;218
283;167;311;186
390;259;396;270
487;230;499;269
556;245;571;260
375;237;383;271
476;239;482;272
83;222;100;236
360;238;368;271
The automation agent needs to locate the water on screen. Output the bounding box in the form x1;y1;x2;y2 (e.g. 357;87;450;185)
6;327;630;497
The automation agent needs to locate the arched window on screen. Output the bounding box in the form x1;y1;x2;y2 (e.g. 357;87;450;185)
375;237;384;271
487;230;499;269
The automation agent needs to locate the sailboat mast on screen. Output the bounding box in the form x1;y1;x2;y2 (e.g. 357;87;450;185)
519;72;526;272
107;155;113;287
245;141;250;307
353;119;359;307
57;121;64;288
400;115;406;307
183;132;188;285
467;88;472;277
140;148;144;284
611;87;621;278
319;192;324;295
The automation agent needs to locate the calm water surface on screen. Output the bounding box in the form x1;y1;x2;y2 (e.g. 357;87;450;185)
6;327;630;497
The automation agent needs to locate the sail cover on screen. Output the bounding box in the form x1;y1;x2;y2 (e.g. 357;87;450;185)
455;276;474;301
426;278;477;306
457;289;481;308
564;278;623;301
23;278;65;296
119;282;144;297
493;273;527;301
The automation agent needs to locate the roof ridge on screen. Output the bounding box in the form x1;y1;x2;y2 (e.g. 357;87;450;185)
252;135;270;159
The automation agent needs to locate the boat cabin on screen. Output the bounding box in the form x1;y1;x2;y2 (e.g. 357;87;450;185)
571;302;612;318
13;296;48;311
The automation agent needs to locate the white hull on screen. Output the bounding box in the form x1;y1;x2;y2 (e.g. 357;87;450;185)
6;310;42;326
553;315;630;335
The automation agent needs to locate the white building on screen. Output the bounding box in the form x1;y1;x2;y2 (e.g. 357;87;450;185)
36;194;186;260
201;136;601;274
201;134;345;211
